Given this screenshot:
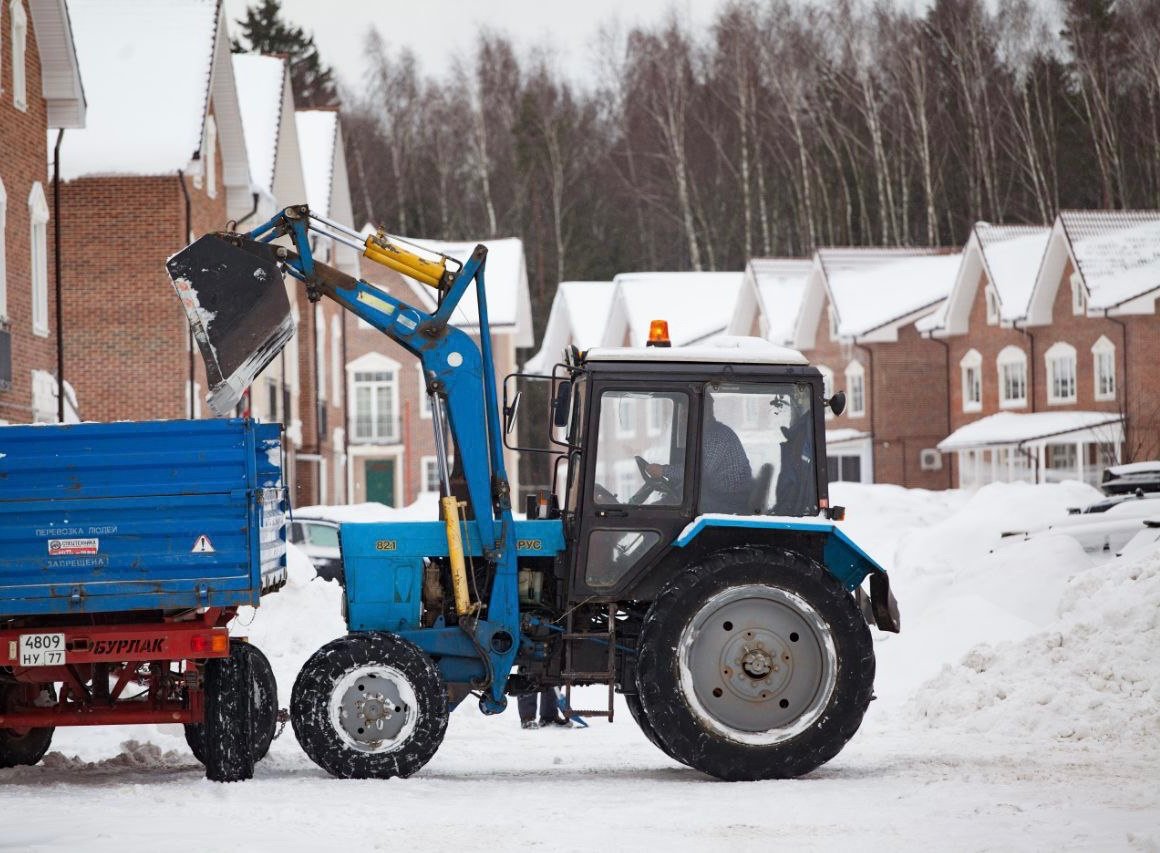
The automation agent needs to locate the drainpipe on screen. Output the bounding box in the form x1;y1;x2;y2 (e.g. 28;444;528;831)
341;312;349;502
235;191;259;228
1015;322;1037;412
1105;311;1128;460
177;171;194;418
930;334;953;488
311;300;321;504
52;130;65;423
853;338;875;482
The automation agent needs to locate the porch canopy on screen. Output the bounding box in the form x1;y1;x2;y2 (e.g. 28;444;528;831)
938;411;1123;487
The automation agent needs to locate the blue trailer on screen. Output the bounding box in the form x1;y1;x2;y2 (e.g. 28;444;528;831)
0;418;287;781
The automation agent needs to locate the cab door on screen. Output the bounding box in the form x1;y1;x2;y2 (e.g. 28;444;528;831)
571;381;698;599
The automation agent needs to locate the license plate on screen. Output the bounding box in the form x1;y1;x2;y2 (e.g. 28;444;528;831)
18;633;66;667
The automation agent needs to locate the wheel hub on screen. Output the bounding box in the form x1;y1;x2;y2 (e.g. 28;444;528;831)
334;671;410;748
678;585;837;742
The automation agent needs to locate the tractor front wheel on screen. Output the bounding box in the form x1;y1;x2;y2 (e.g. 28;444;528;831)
291;632;448;779
635;547;874;781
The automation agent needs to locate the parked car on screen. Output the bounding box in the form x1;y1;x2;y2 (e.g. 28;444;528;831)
1100;461;1160;495
288;516;344;583
1002;493;1160;556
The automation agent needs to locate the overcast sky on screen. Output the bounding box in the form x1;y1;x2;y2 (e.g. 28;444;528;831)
222;0;732;90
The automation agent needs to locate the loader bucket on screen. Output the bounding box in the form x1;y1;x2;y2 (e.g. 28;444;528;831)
167;233;295;417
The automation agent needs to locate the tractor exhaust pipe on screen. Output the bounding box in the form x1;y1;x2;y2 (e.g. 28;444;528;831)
167;233;295;417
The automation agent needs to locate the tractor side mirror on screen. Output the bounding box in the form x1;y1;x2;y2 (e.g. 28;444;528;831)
552;380;573;428
828;390;846;417
504;390;522;436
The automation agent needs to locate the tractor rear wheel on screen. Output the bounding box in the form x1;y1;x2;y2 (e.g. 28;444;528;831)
291;632;448;779
636;547;874;781
186;640;278;765
0;683;55;768
622;689;686;765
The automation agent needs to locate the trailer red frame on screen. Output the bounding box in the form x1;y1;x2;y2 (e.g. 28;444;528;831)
0;608;233;729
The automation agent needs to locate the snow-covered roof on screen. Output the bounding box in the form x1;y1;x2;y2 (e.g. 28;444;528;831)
601;271;744;348
938;411;1124;452
796;248;956;346
1027;211;1160;323
28;0;87;128
826;428;872;447
523;281;614;373
394;237;533;345
728;258;812;346
298;110;359;276
922;224;1050;336
585;336;808;366
61;0;250;213
233;54;286;196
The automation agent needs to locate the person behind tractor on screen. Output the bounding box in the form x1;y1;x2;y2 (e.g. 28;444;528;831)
518;688;570;729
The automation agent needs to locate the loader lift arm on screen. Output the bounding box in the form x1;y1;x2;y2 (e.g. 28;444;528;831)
167;205;521;712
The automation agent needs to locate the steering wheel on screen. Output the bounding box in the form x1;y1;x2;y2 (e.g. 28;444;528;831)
632;455;680;504
593;482;618;504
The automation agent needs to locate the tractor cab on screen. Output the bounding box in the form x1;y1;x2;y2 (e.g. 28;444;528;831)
550;339;834;601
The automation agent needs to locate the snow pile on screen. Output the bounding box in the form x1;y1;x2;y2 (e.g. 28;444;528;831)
231;542;346;709
294;494;441;523
908;550;1160;745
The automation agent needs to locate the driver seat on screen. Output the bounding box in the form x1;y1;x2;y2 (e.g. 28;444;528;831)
746;463;774;515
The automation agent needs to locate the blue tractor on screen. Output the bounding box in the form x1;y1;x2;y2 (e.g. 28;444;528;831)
167;206;899;781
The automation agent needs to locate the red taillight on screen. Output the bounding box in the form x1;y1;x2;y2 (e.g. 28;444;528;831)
190;633;228;655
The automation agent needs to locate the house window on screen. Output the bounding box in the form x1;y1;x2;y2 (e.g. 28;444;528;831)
0;177;7;320
615;396;636;438
845;360;865;418
420;455;441;493
1045;342;1077;404
1069;272;1087;316
11;1;28;111
997;345;1027;408
1092;335;1116;401
960;349;982;413
827;306;840;341
185;380;202;419
985;286;1000;325
315;305;327;401
646;396;666;435
352;370;398;441
330;315;341;404
265;378;279;421
29;182;48;337
417;366;432;418
816;364;835;422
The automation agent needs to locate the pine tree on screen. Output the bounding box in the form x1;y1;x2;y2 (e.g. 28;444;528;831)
231;0;339;108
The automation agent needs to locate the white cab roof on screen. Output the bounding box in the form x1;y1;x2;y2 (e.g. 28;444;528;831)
584;336;809;366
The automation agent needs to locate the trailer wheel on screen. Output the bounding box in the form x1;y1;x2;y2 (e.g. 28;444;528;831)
291;632;448;779
202;641;255;782
186;640;278;765
636;547;874;781
0;683;55;768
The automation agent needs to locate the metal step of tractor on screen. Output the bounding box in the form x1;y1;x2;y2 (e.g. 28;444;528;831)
562;603;618;722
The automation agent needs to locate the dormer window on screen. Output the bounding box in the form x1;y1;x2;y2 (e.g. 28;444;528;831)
985;286;1000;325
828;306;840;341
205;114;218;198
1070;271;1087;316
960;349;982;413
1092;335;1116;401
11;1;28;111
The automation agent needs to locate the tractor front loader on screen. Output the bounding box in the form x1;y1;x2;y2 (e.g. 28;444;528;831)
167;205;899;781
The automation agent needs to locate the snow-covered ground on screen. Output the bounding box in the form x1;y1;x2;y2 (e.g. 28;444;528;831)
3;482;1158;851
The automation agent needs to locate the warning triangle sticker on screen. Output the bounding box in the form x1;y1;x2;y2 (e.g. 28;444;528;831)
191;535;216;554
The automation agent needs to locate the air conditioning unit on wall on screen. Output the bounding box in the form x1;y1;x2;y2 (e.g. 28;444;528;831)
919;448;943;471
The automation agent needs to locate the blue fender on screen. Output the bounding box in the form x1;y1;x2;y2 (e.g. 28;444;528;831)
673;515;887;591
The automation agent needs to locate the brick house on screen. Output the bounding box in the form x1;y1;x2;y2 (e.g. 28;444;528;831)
232;52;307;494
293;108;356;506
0;0;84;424
601;272;744;348
793;248;959;488
346;233;532;506
59;0;252;422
